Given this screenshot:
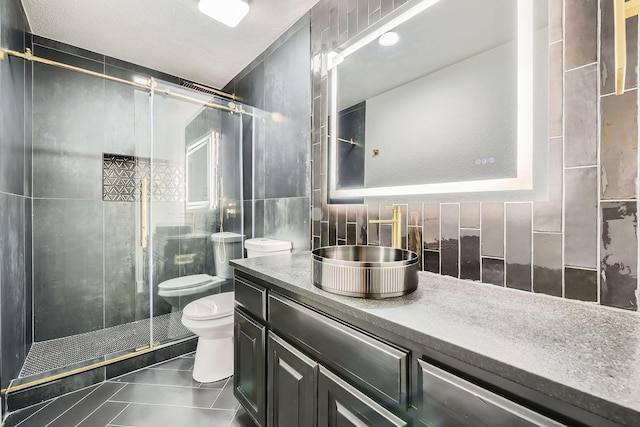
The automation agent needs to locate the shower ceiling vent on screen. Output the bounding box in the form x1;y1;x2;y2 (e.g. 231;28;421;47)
181;81;238;101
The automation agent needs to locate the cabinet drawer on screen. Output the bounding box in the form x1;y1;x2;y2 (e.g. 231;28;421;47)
235;276;267;321
268;293;409;408
416;359;564;427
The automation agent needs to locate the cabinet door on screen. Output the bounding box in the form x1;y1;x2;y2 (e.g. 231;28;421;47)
318;366;407;427
416;359;564;427
234;309;266;427
267;333;317;427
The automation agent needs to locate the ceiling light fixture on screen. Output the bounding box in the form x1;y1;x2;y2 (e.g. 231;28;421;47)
378;31;399;46
198;0;250;28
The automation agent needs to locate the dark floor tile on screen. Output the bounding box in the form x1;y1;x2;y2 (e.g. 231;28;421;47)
77;401;128;426
8;385;99;426
230;406;258;427
212;377;241;410
3;401;51;427
111;403;235;427
199;377;229;390
150;357;194;371
48;383;125;427
109;383;220;408
112;368;201;387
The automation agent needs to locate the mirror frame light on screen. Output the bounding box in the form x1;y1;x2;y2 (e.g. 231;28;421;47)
327;0;534;200
186;132;214;211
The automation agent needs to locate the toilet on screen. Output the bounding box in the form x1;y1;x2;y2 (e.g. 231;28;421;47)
180;236;291;383
158;232;244;311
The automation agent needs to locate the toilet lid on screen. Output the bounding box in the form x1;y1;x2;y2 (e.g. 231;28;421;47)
158;274;215;291
183;293;234;320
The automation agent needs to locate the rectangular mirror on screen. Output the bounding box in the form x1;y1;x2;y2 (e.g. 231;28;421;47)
186;132;216;210
328;0;549;202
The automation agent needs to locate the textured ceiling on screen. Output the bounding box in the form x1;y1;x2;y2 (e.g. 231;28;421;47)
20;0;319;89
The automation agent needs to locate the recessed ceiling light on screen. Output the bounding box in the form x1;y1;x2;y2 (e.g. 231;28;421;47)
378;31;399;46
198;0;250;28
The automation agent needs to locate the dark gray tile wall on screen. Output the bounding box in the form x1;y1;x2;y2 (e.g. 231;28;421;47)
225;18;311;251
309;0;640;311
0;0;32;388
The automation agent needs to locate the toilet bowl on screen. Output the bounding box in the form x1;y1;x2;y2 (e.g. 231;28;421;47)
158;274;225;310
157;232;244;311
181;293;234;383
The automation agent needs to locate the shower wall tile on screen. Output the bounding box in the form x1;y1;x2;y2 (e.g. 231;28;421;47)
460;203;480;229
0;193;28;388
424;251;440;274
104;69;138;157
548;43;563;137
254;199;265;238
505;203;532;291
600;91;638;200
533;138;563;232
423;203;439;250
104;202;136;328
549;0;562;43
481;202;504;258
601;3;638;95
357;0;368;33
264;197;310;252
263;26;311;200
32;60;105;200
601;202;638;310
33;199;104;341
328;205;338;245
460;229;480;281
440;204;459;278
565;64;598;167
565;267;597;302
564;0;598;70
25;196;33;348
0;45;26;196
565;167;598;269
482;258;504;287
533;233;562;297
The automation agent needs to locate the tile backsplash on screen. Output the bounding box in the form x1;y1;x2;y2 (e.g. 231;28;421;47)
310;0;639;311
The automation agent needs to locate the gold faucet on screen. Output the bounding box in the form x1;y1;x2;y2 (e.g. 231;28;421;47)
369;206;402;249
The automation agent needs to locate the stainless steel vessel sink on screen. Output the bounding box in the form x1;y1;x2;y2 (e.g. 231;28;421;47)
311;245;419;298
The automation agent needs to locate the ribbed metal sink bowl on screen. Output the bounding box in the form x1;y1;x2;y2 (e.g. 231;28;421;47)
311;245;419;298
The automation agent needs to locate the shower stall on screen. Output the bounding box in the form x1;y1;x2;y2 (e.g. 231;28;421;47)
3;49;252;399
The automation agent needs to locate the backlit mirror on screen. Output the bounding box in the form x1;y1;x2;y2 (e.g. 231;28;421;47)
186;133;215;210
328;0;548;202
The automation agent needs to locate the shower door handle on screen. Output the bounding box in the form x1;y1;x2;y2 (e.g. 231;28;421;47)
141;178;149;248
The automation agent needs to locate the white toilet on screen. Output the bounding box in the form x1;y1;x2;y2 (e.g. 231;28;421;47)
180;236;291;383
158;232;243;311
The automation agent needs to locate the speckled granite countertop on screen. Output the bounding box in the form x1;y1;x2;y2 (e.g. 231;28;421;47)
231;253;640;425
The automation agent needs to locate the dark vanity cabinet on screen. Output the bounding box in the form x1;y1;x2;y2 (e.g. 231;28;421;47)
233;271;577;427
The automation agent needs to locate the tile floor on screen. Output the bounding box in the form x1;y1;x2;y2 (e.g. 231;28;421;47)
4;353;256;427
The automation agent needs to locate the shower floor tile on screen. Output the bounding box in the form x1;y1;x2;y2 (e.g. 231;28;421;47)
4;354;254;427
19;312;191;378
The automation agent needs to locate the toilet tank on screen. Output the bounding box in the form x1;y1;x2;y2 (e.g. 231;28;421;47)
211;232;244;279
245;238;292;258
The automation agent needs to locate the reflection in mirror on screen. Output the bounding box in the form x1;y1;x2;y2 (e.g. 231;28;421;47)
328;0;548;201
186;132;217;209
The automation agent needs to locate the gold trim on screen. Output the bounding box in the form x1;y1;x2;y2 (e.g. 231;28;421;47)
0;345;157;395
0;48;253;116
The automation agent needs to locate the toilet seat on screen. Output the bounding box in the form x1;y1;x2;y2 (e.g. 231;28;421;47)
182;293;234;321
158;275;225;298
